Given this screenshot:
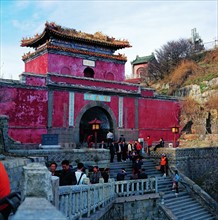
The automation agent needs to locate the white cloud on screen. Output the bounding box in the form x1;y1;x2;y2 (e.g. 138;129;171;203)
1;44;28;80
14;1;31;10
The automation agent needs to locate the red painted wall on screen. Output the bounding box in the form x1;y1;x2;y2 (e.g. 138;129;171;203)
25;54;48;74
25;75;46;86
1;44;180;145
138;98;180;141
123;97;136;129
48;54;125;81
52;91;69;127
0;86;48;143
0;80;179;144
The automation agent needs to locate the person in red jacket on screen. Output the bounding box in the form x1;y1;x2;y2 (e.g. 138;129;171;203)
0;161;11;219
146;135;153;156
160;153;168;177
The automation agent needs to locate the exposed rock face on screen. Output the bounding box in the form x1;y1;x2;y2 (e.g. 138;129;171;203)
175;77;218;145
152;77;218;145
175;77;218;104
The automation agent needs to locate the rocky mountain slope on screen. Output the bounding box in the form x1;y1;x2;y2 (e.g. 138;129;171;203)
151;48;218;147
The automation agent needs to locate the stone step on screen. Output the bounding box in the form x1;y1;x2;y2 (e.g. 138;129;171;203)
177;208;214;220
157;179;172;185
165;195;214;220
163;191;189;200
186;213;214;220
173;203;202;215
165;196;193;206
109;158;215;219
166;199;195;210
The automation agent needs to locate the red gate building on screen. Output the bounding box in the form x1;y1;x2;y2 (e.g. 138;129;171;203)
0;22;180;147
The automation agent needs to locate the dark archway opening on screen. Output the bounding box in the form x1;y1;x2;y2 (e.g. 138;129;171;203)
84;67;95;78
79;107;113;144
206;112;212;134
181;120;193;134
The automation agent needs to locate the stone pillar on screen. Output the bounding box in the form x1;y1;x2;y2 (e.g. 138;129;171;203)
23;163;53;201
51;176;59;209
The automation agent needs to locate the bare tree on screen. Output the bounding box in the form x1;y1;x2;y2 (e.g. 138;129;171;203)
148;38;204;80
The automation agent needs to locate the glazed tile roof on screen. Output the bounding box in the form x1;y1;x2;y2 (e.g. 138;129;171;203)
22;42;127;61
21;22;131;50
131;54;155;65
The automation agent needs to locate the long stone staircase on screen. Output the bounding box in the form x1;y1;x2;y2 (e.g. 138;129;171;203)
109;157;216;220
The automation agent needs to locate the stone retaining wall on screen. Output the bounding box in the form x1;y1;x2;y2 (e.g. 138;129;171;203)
9;148;111;168
1;157;32;194
152;147;218;178
100;194;160;220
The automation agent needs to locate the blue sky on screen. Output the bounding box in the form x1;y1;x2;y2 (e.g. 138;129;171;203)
1;0;217;79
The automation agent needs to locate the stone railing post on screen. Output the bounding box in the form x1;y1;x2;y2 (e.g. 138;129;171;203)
155;176;158;193
23;163;53;201
51;176;59;208
83;177;90;185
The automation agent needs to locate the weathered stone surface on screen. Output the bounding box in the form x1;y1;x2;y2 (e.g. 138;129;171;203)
9;148;111;169
12;197;66;220
175;77;218;104
23;163;53;201
51;176;59;208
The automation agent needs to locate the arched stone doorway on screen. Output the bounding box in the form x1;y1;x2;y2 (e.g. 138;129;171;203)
79;106;113;144
74;102;117;146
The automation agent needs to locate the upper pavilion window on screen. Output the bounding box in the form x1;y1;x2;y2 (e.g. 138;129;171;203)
84;67;95;78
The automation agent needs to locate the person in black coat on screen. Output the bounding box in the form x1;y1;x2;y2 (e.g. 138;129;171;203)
117;168;126;181
138;168;148;179
109;142;116;163
101;168;110;183
121;141;127;162
153;138;164;151
119;135;125;143
59;160;77;186
116;142;122;162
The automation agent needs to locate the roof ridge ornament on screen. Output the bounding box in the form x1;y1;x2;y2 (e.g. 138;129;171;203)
21;22;131;49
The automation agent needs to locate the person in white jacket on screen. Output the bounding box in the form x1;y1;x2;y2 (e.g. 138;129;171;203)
75;163;87;185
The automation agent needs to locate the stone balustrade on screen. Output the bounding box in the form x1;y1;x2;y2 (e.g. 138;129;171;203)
58;177;158;219
59;182;115;219
12;162;66;220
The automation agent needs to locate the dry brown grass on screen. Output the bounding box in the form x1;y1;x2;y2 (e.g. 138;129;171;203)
167;60;201;95
152;48;218;95
205;94;218;111
180;97;201;118
170;60;200;85
202;48;218;64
